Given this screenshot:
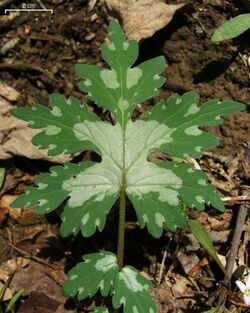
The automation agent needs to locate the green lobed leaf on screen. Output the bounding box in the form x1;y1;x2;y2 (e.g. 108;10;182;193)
211;14;250;42
11;162;119;237
128;161;224;238
11;94;100;156
144;92;245;159
112;266;156;313
10;20;245;238
76;20;166;124
62;251;118;300
11;163;72;214
63;251;156;313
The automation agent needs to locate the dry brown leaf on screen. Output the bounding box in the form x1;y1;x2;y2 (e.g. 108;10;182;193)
0;257;30;282
0;281;14;301
0;92;72;163
171;275;194;298
0;82;20;101
10;262;65;302
102;0;186;41
1;194;29;221
17;291;60;313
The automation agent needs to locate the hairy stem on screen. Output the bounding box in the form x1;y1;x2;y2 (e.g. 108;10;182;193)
116;91;127;271
117;181;126;270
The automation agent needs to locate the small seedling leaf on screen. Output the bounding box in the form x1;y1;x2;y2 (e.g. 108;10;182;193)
76;20;166;124
11;94;100;156
188;219;226;275
211;14;250;42
64;253;155;313
112;266;156;313
62;251;118;300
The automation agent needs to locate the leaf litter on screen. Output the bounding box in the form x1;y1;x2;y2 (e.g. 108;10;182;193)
102;0;186;41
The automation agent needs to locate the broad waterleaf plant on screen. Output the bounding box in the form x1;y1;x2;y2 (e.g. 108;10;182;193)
11;20;245;313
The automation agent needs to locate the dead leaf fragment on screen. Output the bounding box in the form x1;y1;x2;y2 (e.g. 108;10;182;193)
17;291;60;313
102;0;186;40
10;262;65;303
0;257;30;282
0;82;20;101
0;281;13;301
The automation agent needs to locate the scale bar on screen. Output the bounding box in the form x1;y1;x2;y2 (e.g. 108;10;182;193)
5;9;53;13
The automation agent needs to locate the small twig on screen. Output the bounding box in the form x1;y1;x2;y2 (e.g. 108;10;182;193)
222;195;250;203
0;38;20;55
29;32;65;43
217;205;248;312
0;63;54;80
8;242;59;269
192;12;211;37
202;151;228;164
158;250;167;285
225;205;248;280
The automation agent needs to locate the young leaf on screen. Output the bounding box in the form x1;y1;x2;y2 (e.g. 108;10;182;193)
188;219;226;275
76;20;166;124
112;266;157;313
211;14;250;42
11;94;100;156
63;251;156;313
62;251;118;300
10;20;245;240
144;92;245;159
11;162;118;236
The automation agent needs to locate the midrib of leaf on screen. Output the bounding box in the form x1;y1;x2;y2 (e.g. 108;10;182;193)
120;79;127;187
130;181;181;187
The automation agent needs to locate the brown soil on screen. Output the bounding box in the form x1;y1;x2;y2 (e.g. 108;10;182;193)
0;1;249;313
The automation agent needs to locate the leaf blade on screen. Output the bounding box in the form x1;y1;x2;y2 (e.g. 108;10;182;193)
112;266;157;313
212;14;250;42
62;251;118;300
11;94;100;156
76;20;166;123
145;92;246;158
127;161;224;237
11;161;120;232
188;219;226;275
